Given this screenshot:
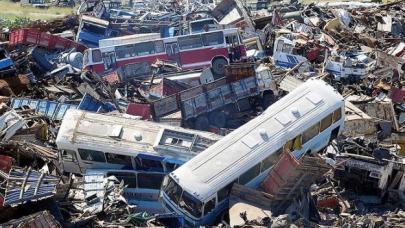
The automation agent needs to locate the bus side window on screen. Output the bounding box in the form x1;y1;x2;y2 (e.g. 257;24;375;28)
217;181;235;203
135;157;164;172
226;35;238;46
202;32;224;46
105;153;133;169
78;148;106;162
165;162;180;172
285;135;302;151
204;197;216;215
238;163;261;185
320;113;333;132
302;123;320;144
333;108;342;123
61;150;77;162
92;49;102;62
261;148;282;172
178;35;203;50
293;135;302;150
108;172;137;188
137;173;165;189
154;40;165;53
134;41;155;56
115;44;134;58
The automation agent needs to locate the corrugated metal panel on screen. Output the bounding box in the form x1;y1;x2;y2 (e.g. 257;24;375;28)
3;167;59;207
261;151;300;195
261;151;331;201
0;210;61;228
11;98;77;120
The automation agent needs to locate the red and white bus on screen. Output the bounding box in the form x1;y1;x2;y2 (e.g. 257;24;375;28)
83;28;247;75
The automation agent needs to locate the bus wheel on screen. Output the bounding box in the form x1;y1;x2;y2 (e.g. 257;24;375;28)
209;111;227;128
212;57;228;75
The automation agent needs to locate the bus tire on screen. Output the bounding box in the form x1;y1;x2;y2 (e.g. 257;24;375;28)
194;115;209;131
209;111;227;128
211;57;228;75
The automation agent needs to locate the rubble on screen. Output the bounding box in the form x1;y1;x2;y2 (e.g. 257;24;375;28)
0;0;405;226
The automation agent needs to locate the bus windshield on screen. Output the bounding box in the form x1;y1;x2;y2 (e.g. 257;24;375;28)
179;191;203;218
164;177;182;204
164;176;203;218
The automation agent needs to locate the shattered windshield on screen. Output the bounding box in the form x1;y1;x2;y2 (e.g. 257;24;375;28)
178;190;203;218
164;176;203;218
164;176;182;205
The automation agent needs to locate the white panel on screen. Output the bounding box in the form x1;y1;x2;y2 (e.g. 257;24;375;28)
275;113;291;126
306;92;323;105
109;125;123;138
242;133;262;149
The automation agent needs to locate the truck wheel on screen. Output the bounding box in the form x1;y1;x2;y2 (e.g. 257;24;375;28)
211;58;228;75
194;115;209;131
261;92;275;109
209;111;227;128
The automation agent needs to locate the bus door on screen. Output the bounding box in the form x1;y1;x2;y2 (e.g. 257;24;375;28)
165;42;181;66
226;33;245;62
102;51;117;71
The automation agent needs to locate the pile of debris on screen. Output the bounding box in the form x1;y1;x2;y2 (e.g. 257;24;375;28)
0;0;405;226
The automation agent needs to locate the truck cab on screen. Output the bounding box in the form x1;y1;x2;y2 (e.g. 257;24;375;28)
189;18;219;34
272;36;308;68
76;15;119;48
324;56;367;81
0;48;16;78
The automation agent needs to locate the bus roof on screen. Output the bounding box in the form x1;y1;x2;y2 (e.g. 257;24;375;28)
56;109;222;161
89;28;240;51
170;79;344;200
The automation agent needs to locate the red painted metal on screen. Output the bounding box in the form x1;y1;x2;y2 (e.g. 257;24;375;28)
261;151;300;195
126;103;152;120
150;78;188;97
9;28;87;52
103;70;121;84
90;47;228;74
316;196;339;209
0;155;13;173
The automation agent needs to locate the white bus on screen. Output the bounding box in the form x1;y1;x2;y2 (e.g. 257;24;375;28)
56;109;222;174
160;79;345;227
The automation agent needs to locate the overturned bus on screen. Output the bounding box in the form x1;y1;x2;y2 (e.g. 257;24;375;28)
55;109;222;175
160;79;345;227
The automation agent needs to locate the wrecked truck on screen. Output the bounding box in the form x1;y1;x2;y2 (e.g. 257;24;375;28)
160;79;344;227
151;63;277;130
76;15;121;48
0;48;16;78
